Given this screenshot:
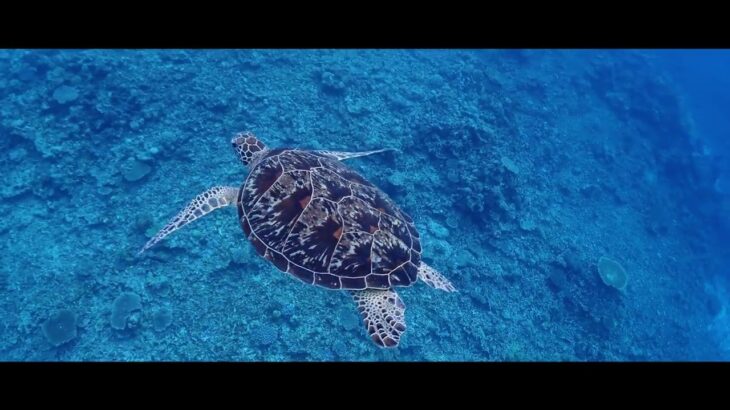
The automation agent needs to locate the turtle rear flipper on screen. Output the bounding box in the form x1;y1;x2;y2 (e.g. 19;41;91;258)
315;148;396;161
139;186;239;255
352;289;406;348
418;263;457;292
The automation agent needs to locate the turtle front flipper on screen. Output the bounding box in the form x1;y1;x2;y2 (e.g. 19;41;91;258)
138;186;239;255
351;289;406;348
315;148;396;161
418;263;457;292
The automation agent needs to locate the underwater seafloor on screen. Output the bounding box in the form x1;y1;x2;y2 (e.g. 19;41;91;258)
1;49;729;361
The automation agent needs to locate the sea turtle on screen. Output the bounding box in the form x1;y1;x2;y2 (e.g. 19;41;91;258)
139;131;455;347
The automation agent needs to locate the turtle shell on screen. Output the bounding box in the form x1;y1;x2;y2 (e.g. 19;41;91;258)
237;149;422;290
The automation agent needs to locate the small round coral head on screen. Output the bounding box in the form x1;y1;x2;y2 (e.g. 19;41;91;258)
597;256;628;292
42;310;78;347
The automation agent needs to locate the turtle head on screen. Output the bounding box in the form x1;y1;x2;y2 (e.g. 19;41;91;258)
232;131;267;168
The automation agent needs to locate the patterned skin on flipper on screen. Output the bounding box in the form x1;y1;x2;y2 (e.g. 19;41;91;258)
352;289;406;348
139;186;239;255
418;263;457;292
239;150;421;290
315;148;395;162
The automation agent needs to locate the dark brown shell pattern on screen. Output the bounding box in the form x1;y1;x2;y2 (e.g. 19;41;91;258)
237;149;422;290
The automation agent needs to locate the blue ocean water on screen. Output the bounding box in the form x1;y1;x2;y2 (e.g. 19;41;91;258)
0;49;728;361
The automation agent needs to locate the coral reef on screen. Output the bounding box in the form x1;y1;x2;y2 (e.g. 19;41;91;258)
597;256;628;291
151;307;173;332
52;85;79;104
250;323;279;347
42;310;77;347
0;49;726;360
111;293;142;331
